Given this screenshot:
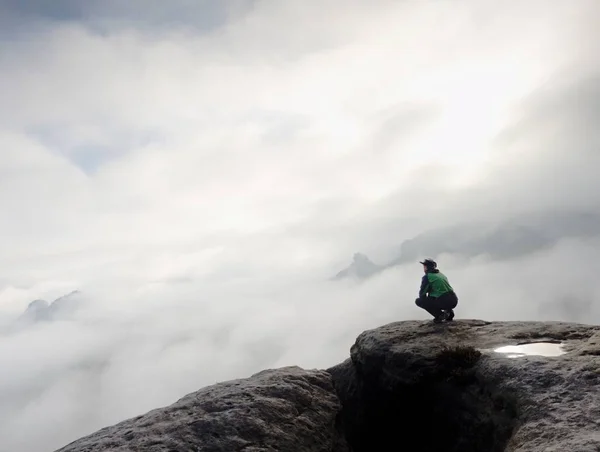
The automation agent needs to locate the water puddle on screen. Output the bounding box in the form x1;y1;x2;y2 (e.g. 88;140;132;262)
492;342;566;358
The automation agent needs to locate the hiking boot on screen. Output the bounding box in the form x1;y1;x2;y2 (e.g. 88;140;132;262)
433;314;445;324
446;310;455;321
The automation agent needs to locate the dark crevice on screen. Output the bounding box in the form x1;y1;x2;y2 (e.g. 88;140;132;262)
329;346;520;452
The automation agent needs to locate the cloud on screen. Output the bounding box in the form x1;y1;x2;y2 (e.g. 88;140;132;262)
0;0;599;450
0;0;248;36
2;236;600;451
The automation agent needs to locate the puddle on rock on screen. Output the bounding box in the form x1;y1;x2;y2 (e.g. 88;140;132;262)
492;342;566;358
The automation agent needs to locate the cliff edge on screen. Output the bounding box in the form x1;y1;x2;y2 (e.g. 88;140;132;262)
56;320;600;452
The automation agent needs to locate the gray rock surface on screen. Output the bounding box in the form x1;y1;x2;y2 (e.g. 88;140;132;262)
329;319;600;452
55;319;600;452
55;366;348;452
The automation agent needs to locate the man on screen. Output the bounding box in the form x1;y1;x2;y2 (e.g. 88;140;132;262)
415;258;458;323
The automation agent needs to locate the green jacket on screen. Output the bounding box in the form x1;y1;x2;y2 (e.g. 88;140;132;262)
419;269;454;298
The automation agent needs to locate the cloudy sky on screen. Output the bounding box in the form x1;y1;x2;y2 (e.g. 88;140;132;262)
0;0;599;450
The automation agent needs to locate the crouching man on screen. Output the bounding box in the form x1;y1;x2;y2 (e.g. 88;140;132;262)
415;259;458;323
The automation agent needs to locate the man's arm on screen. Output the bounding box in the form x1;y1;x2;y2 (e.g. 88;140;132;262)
419;274;429;298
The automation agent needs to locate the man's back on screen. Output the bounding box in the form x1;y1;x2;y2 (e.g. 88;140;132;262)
426;270;454;297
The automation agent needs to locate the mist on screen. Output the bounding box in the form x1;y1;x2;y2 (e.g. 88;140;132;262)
2;236;600;451
1;0;599;451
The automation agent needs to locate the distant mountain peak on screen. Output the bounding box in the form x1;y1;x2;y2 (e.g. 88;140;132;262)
27;299;49;310
16;290;83;327
333;253;382;280
332;209;600;282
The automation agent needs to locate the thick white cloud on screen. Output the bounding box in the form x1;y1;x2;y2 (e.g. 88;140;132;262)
0;0;599;450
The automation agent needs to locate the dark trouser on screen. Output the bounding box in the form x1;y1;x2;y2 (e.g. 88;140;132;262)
415;291;458;318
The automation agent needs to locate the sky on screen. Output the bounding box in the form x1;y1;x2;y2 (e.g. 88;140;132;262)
0;0;599;450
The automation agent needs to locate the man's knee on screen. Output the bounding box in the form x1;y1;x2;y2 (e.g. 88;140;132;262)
415;297;427;307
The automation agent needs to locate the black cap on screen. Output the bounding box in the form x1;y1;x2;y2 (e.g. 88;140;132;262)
419;258;437;269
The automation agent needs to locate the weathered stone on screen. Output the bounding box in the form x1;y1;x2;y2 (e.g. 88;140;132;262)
55;319;600;452
55;366;349;452
329;319;600;452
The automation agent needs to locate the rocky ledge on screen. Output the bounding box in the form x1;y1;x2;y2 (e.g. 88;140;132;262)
56;320;600;452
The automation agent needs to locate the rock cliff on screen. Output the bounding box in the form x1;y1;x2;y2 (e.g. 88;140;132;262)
55;320;600;452
56;366;348;452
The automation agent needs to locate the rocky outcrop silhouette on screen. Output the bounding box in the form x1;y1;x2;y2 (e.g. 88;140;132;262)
332;210;600;281
15;290;82;327
18;299;50;322
333;253;382;280
55;320;600;452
